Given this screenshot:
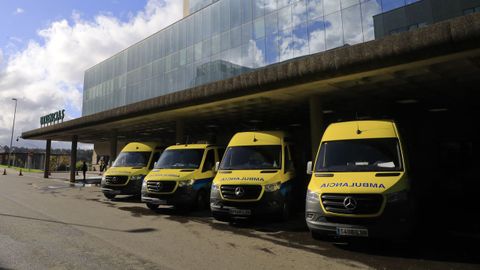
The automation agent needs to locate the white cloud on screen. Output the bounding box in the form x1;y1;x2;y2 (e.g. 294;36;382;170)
0;0;182;148
14;8;25;15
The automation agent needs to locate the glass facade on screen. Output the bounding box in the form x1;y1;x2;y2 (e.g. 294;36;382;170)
83;0;426;116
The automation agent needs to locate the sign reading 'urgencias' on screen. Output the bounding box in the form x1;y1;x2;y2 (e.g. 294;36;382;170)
40;109;65;127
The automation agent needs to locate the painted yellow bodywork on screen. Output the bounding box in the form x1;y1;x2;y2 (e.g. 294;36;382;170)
144;144;220;194
213;131;295;202
308;120;408;218
104;142;161;185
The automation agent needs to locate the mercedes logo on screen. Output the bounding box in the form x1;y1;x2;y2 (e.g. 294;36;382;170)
234;187;245;197
343;196;358;210
112;177;117;183
156;182;163;190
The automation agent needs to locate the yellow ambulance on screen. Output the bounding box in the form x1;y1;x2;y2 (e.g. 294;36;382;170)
306;120;414;239
141;144;223;210
210;131;295;221
101;142;163;200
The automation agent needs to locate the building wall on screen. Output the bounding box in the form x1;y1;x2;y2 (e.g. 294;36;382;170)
374;0;480;38
83;0;427;116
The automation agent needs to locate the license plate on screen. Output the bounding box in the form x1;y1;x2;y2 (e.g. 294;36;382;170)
104;189;121;195
229;208;251;216
336;227;369;237
156;199;167;205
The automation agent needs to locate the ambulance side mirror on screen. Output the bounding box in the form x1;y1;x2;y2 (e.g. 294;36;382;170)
306;161;313;175
214;161;220;172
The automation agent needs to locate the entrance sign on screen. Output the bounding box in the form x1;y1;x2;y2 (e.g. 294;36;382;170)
40;109;65;127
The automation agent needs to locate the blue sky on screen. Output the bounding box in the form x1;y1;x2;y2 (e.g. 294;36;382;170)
0;0;148;56
0;0;182;148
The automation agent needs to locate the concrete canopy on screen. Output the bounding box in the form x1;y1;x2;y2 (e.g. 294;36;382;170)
22;13;480;144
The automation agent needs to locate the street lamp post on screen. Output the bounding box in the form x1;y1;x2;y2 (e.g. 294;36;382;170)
8;98;18;167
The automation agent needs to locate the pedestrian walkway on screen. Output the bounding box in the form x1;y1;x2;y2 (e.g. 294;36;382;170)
0;167;102;184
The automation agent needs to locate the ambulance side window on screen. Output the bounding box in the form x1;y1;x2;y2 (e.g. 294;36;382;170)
202;149;215;172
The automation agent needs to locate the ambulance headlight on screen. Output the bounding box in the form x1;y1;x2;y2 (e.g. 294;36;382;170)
264;182;281;192
101;175;106;185
306;189;320;202
178;179;195;187
130;175;146;181
211;184;219;192
142;180;148;191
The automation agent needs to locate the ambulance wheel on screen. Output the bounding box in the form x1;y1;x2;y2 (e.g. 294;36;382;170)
104;193;116;200
280;200;291;221
146;203;159;211
195;189;209;211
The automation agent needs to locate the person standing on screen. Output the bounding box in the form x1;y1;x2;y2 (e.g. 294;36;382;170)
82;161;88;181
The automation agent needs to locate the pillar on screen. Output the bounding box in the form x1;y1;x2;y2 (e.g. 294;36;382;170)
70;135;78;182
309;96;324;160
176;120;185;144
44;139;51;178
110;135;118;165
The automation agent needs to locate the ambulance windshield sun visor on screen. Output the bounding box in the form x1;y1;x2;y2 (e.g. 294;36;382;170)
315;138;402;172
220;146;282;170
155;149;204;169
112;152;151;168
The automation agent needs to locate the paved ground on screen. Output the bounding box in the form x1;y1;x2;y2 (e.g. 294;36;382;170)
0;170;478;270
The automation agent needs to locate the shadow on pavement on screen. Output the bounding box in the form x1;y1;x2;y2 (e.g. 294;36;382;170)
163;211;480;269
0;212;157;234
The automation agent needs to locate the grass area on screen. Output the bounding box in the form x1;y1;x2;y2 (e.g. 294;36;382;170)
0;164;43;173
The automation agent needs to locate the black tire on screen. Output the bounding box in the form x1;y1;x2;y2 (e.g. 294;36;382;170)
146;203;159;211
195;189;209;211
104;193;116;200
279;199;291;221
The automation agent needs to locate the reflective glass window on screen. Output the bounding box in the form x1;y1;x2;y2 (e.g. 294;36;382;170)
194;13;203;43
361;0;382;42
242;0;253;23
231;26;242;48
308;0;324;20
341;0;359;9
308;17;326;53
293;22;309;57
253;0;265;18
278;6;292;31
221;31;230;51
265;11;278;34
254;37;266;67
342;4;363;46
195;42;203;62
186;45;195;64
203;38;212;58
212;2;221;35
264;0;277;14
325;11;343;50
220;0;231;32
203;8;212;40
265;33;279;64
324;0;341;15
254;17;266;39
230;0;242;27
278;28;293;61
293;0;308;28
242;22;254;44
212;34;221;55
